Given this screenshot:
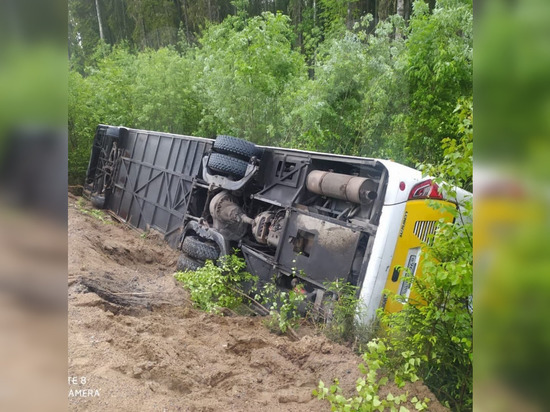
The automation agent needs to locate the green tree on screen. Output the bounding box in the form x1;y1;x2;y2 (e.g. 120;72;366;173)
68;44;138;184
68;70;101;184
194;12;307;144
132;47;203;135
68;1;473;183
284;14;408;162
68;43;206;184
405;0;473;164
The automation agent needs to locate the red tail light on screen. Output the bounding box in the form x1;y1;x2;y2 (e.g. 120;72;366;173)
408;179;443;200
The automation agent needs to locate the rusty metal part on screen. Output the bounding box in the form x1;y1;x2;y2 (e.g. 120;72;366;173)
306;170;378;204
251;210;286;248
266;213;286;248
209;191;253;241
251;211;274;245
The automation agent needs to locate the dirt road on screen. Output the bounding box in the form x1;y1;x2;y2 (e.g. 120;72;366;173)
68;195;446;411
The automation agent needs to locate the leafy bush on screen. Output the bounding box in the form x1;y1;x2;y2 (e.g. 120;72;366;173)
174;252;306;334
174;253;256;314
314;339;430;412
405;0;473;164
194;12;307;144
68;44;204;185
257;280;306;334
68;44;139;185
379;99;473;411
284;14;409;163
321;280;367;345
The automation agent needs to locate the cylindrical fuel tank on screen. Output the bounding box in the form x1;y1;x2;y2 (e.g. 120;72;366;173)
306;170;378;204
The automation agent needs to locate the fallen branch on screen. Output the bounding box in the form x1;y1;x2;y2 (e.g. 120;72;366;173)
226;285;300;341
104;210;141;232
81;276;194;307
226;285;270;316
286;327;300;341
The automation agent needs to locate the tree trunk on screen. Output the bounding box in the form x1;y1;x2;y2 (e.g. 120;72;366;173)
298;0;303;52
182;0;190;43
397;0;405;18
121;0;128;42
396;0;405;38
404;0;411;20
94;0;105;41
141;17;147;48
290;0;303;51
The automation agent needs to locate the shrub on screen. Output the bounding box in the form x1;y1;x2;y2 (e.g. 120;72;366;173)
313;339;430;412
174;253;256;314
321;280;368;345
257;280;306;334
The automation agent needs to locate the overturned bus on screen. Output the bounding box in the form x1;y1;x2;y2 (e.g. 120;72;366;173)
84;124;468;324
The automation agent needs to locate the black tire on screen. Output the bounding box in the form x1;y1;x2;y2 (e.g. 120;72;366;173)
182;236;219;261
213;135;261;160
176;254;202;272
207;152;249;179
91;195;106;209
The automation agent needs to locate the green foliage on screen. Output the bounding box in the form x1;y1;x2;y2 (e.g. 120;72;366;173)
317;0;353;36
354;15;409;162
405;0;473;164
173;252;305;334
322;280;367;344
68;44;138;184
68;1;473;186
419;98;473;193
174;253;256;314
257;280;306;334
68;44;203;184
132;48;203;134
379;101;473;411
68;70;97;184
313;339;430;412
284;14;409;163
195;12;307;144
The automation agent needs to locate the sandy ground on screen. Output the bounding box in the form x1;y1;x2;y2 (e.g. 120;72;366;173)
68;195;447;411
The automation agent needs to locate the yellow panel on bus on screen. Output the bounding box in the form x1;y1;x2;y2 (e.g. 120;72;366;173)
383;199;456;314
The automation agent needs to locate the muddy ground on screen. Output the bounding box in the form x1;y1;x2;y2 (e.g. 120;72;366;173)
68;195;447;411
